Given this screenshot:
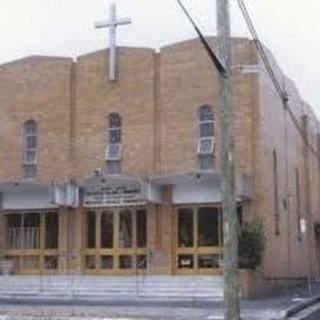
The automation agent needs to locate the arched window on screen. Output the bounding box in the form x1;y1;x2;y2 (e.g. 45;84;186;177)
198;105;214;170
273;150;280;235
199;105;214;137
23;120;38;178
105;113;122;174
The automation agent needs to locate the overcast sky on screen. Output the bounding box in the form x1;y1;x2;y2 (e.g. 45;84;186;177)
0;0;319;116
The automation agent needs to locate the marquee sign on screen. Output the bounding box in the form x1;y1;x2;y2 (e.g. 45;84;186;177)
84;184;147;207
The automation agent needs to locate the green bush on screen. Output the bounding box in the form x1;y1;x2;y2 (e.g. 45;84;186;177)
238;217;265;269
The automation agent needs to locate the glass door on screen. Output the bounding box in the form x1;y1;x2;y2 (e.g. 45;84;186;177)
175;206;222;274
84;208;148;274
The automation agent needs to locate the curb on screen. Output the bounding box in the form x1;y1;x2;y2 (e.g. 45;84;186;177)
281;294;320;318
0;296;223;307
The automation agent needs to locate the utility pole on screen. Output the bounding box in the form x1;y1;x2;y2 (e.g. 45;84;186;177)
176;1;240;317
217;0;240;319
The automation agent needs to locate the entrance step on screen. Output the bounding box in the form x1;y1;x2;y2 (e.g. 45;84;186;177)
0;275;224;302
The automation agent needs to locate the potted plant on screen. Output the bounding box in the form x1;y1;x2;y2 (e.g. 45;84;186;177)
238;217;265;269
238;217;265;298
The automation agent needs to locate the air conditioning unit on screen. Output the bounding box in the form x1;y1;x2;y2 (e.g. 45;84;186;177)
105;143;122;160
197;137;214;155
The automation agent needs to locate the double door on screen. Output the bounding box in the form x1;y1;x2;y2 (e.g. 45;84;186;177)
175;206;223;274
84;208;148;274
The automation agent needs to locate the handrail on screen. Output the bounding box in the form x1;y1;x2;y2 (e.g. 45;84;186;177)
135;248;152;295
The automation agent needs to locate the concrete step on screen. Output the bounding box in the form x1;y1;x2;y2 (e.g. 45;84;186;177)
0;275;224;301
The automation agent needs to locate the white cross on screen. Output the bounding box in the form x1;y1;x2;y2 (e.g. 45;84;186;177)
95;2;132;81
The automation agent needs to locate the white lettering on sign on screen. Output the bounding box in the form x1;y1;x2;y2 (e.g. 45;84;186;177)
84;185;146;207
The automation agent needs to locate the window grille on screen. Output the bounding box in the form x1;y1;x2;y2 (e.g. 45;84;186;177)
198;105;214;170
106;160;121;174
199;105;214;135
199;155;214;170
106;113;122;174
23;120;38;178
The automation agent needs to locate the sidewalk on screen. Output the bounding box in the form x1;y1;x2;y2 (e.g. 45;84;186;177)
0;281;319;319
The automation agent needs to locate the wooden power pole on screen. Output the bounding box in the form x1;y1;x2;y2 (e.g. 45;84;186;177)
176;1;240;317
217;0;241;319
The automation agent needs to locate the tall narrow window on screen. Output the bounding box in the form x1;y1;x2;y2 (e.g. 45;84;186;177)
198;207;219;247
45;212;59;249
198;105;214;170
86;211;96;249
101;211;113;248
119;210;132;248
273;150;280;235
296;169;302;241
23;213;40;249
178;208;194;248
137;209;147;248
106;113;121;174
23;120;38;178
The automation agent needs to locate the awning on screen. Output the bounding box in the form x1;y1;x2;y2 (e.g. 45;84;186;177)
0;181;58;211
150;171;252;204
150;171;220;186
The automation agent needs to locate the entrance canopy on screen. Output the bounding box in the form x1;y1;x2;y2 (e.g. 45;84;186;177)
150;171;252;204
0;181;58;210
0;172;252;210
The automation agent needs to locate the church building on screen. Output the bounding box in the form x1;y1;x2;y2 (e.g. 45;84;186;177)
0;33;320;280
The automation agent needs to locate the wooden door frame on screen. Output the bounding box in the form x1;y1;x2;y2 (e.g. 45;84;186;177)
3;210;60;275
83;206;149;275
173;205;223;275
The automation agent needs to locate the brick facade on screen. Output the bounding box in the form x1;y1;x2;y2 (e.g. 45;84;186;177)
0;38;319;278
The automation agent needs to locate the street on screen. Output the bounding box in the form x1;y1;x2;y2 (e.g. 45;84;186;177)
290;302;320;320
305;312;320;320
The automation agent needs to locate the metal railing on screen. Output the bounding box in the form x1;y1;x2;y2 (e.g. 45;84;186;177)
135;249;153;295
6;227;40;249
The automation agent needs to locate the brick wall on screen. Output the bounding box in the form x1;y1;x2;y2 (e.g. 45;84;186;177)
0;56;73;183
0;38;319;278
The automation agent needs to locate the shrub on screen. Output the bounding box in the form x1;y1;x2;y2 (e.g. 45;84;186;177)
238;217;265;269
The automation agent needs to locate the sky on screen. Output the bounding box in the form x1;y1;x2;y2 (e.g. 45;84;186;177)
0;0;319;116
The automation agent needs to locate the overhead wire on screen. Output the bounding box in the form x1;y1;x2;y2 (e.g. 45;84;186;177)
176;0;226;75
237;0;320;164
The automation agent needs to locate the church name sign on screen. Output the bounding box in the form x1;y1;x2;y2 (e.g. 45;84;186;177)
84;184;146;207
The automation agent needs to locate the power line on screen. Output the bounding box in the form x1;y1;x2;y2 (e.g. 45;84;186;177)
237;0;320;164
176;0;226;75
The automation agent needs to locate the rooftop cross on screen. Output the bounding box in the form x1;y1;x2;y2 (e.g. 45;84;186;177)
95;2;132;81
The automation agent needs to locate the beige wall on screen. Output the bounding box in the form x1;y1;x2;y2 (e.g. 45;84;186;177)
0;39;258;182
74;48;156;178
159;38;257;176
254;47;320;278
0;57;73;183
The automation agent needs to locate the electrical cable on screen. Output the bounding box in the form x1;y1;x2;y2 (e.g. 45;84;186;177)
176;0;226;75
